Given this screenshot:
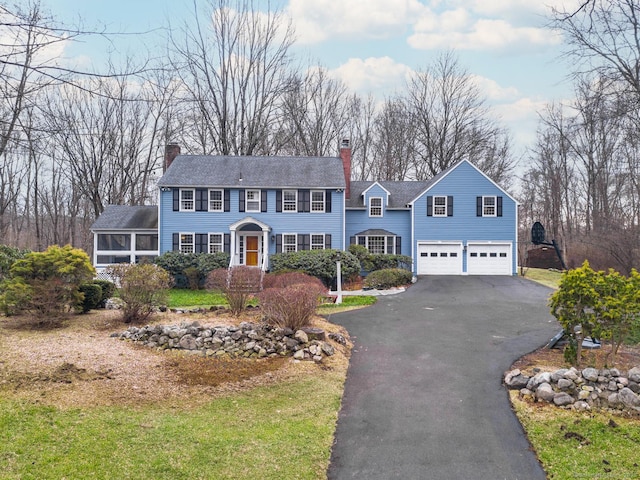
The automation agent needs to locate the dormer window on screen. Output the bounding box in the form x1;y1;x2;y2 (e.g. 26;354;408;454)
369;197;383;217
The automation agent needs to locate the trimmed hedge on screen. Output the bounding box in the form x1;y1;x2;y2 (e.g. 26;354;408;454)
347;245;412;272
154;251;229;288
77;283;103;313
269;249;360;287
363;268;413;289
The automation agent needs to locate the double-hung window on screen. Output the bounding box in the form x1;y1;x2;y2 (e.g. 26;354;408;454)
246;190;261;212
433;196;447;216
482;196;496;217
180;189;195;211
209;189;223;212
208;233;223;253
283;190;297;212
283;234;297;253
369;197;383;217
311;190;325;212
180;233;195;253
311;234;325;250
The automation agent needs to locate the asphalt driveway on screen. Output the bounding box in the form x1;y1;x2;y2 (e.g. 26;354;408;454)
327;275;559;480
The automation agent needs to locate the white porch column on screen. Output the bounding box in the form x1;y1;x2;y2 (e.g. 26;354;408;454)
229;228;236;267
262;230;269;271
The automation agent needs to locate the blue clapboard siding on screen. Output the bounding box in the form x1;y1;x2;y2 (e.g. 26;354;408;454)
412;160;517;274
345;208;411;256
160;188;345;254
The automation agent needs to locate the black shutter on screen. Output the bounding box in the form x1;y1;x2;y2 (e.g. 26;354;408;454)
195;189;207;211
172;233;179;251
173;189;180;211
325;234;332;249
349;236;355;245
239;189;245;212
261;190;267;212
276;190;282;212
325;190;332;213
195;234;207;253
427;196;433;216
447;196;454;217
476;197;482;216
224;190;230;212
224;234;231;254
298;234;310;251
275;234;282;253
497;196;503;217
299;190;310;213
395;236;402;255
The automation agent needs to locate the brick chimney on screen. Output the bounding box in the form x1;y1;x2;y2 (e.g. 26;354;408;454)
164;144;181;172
339;138;351;199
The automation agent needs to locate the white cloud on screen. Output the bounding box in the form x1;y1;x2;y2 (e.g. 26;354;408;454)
328;56;414;95
469;74;519;101
286;0;427;44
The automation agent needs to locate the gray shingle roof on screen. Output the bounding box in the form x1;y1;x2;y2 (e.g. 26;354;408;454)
347;181;432;209
157;155;347;189
90;205;158;230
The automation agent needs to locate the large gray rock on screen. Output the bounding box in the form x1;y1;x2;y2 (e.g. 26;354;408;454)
557;378;574;390
178;334;197;350
536;383;555;403
628;367;640;383
582;367;599;382
294;330;309;344
553;392;575;406
618;387;640;409
505;369;529;389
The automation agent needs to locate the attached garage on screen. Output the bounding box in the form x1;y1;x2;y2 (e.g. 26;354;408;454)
417;242;463;275
466;242;512;275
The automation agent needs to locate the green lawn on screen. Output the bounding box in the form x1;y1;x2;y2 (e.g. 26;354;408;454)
520;267;562;289
512;394;640;479
167;289;227;308
0;373;344;480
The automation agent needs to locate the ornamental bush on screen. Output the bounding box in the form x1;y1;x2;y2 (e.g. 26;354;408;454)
92;279;116;308
262;271;326;291
0;245;94;323
206;266;263;316
347;245;412;272
77;283;103;313
108;263;172;323
363;268;413;289
269;249;360;287
0;245;29;280
154;251;229;287
549;261;640;366
258;283;325;330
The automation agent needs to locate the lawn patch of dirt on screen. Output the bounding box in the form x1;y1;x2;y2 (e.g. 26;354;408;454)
0;309;351;410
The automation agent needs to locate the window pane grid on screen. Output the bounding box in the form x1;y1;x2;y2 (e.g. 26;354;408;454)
180;233;194;254
433;196;446;216
370;197;382;217
367;236;385;254
283;234;297;253
209;190;223;211
181;189;194;211
283;190;297;212
311;234;324;250
311;191;325;212
483;196;496;216
209;233;223;253
246;190;260;212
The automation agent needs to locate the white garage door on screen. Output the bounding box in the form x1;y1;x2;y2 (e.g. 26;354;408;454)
467;243;512;275
417;242;463;275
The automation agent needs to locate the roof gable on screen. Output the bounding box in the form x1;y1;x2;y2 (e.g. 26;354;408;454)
408;160;517;205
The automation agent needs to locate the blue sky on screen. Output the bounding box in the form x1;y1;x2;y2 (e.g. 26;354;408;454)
42;0;579;159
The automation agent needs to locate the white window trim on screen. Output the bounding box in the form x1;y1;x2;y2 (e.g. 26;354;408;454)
482;196;497;217
179;232;195;253
433;196;447;217
208;189;224;212
369;197;383;217
360;235;396;255
180;188;195;212
283;189;297;212
311;190;325;213
208;232;224;253
310;233;325;250
282;233;297;253
246;189;261;212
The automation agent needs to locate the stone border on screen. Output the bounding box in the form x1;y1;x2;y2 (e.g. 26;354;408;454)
112;321;347;362
505;366;640;414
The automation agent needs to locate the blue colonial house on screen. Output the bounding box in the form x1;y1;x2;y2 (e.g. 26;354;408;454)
91;140;518;276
